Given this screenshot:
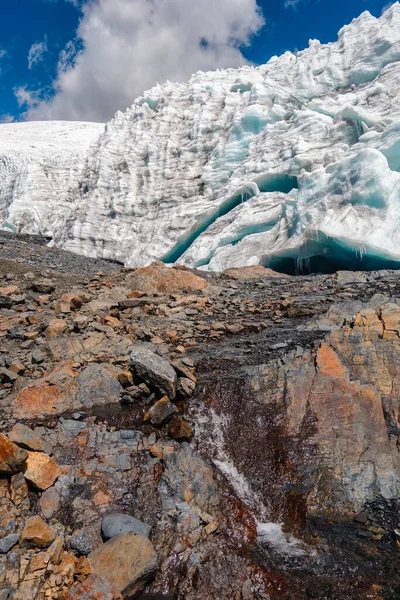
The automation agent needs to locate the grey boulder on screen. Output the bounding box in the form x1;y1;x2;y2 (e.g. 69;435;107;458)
130;345;177;398
101;513;151;540
0;534;19;554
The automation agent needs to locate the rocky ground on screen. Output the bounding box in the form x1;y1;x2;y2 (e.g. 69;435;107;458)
1;233;400;599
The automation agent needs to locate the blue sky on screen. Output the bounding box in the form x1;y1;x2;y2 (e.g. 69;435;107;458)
0;0;393;123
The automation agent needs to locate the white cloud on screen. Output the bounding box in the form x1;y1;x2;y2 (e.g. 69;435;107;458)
0;114;14;123
22;0;265;122
28;37;48;69
14;86;42;109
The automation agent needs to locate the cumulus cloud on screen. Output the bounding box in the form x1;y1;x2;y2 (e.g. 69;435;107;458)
22;0;264;122
28;37;48;69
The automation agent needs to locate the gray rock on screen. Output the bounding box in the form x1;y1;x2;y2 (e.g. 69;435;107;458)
159;443;220;513
176;377;196;398
75;364;123;409
0;534;19;554
101;513;151;540
31;349;43;364
130;345;177;398
59;418;84;437
0;588;12;600
69;529;92;555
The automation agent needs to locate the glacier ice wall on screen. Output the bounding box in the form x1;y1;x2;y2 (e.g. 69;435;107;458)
0;121;104;238
3;4;400;273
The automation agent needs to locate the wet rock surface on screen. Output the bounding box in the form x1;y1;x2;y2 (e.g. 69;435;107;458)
1;237;400;598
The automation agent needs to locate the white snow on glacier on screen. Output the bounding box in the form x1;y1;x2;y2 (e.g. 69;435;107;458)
2;5;400;272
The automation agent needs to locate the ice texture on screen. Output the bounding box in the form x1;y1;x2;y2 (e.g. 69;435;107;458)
2;5;400;272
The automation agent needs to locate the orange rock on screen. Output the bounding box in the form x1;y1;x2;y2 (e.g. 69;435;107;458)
20;515;56;548
0;434;28;474
224;266;288;280
24;451;59;490
104;315;123;328
316;343;348;380
64;574;122;599
126;261;208;295
45;319;67;339
89;533;157;598
15;383;59;416
0;285;20;295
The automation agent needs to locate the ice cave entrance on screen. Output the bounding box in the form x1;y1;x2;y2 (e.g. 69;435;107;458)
264;236;400;275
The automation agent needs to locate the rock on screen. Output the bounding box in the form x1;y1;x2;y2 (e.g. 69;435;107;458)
354;511;369;524
89;533;158;598
159;443;219;512
226;323;244;334
9;424;44;452
0;533;19;554
75;364;123;409
8;360;25;375
144;396;178;426
23;451;59;490
334;270;368;285
224;266;287;280
176;377;196;398
126;261;208;295
20;516;56;548
101;513;151;540
0;589;12;600
45;318;68;338
39;486;60;519
0;434;28;474
64;574;123;600
167;417;193;441
31;349;43;364
130;345;177;398
70;529;92;555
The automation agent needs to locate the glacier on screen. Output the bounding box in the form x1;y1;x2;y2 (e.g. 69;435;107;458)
2;4;400;273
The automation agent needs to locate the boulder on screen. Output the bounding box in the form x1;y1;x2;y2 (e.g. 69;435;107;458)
0;533;19;554
39;486;60;519
224;266;288;280
20;515;56;548
130;346;177;398
9;423;44;452
75;364;123;409
45;319;67;339
0;434;28;474
64;574;123;600
102;513;151;540
144;396;178;426
89;533;157;598
70;529;92;555
126;262;208;295
23;451;59;491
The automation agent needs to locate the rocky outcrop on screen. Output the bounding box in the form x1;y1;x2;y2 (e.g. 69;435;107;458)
2;236;400;598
